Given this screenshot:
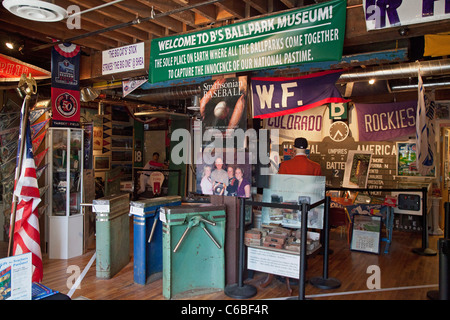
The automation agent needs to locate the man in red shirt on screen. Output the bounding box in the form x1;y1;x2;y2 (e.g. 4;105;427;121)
278;137;322;176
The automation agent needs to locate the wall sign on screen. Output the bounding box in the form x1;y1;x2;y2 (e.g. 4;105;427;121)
102;42;145;75
363;0;450;31
149;0;347;83
355;101;417;142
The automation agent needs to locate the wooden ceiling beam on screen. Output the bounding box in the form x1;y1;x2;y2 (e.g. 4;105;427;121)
136;0;197;28
0;9;113;50
114;0;185;35
65;0;161;38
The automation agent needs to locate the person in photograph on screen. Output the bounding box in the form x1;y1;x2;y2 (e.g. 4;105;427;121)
200;165;213;195
226;166;238;196
235;167;250;198
211;157;228;195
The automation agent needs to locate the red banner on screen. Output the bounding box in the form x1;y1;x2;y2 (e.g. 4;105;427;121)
0;54;50;82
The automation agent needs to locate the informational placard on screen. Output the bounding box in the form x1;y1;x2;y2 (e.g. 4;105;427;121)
149;0;346;83
102;42;145;75
363;0;450;31
247;247;299;279
350;214;382;254
0;253;32;300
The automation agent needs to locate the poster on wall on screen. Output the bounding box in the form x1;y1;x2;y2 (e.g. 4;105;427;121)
342;150;372;189
196;149;252;197
396;142;435;177
200;76;248;137
261;174;325;229
51;43;81;128
251;70;349;119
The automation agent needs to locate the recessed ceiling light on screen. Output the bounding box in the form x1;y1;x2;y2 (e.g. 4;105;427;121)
5;42;14;49
369;79;375;85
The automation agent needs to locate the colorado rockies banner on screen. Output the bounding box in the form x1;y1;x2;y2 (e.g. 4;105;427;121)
51;43;81;127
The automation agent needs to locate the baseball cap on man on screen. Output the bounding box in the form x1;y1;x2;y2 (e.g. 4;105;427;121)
294;137;308;149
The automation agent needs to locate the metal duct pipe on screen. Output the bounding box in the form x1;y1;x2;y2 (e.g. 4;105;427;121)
339;59;450;83
131;85;201;101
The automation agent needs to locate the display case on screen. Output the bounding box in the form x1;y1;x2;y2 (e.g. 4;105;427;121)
46;127;84;259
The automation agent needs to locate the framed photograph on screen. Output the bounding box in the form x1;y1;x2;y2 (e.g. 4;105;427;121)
350;214;382;254
396;142;435;177
94;156;111;171
342;150;372;188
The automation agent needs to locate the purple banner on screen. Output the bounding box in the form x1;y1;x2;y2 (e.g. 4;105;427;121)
251;69;348;119
355;101;417;141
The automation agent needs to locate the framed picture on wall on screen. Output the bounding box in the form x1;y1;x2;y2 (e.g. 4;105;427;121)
350;214;382;254
342;150;372;189
94;156;111;171
396;142;435;177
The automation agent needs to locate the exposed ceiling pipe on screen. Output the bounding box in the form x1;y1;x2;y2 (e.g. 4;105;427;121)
338;59;450;83
31;0;225;51
129;85;201;101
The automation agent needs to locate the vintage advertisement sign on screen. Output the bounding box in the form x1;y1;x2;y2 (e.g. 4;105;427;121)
251;69;348;119
51;43;81;127
102;42;145;75
263;105;327;142
363;0;450;31
355;101;417;141
149;0;346;83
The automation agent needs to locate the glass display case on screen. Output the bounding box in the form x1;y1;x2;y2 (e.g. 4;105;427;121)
46;127;84;259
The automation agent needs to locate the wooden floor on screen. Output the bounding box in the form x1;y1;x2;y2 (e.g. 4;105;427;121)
35;225;442;301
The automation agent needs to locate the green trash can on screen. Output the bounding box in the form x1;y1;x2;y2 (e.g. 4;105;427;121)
160;203;226;299
93;193;130;279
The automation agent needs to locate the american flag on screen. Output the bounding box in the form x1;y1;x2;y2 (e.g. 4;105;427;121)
11;100;43;283
415;72;436;176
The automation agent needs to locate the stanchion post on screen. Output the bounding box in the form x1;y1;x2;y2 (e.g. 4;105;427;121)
224;197;257;299
310;196;341;290
427;202;450;300
413;187;436;256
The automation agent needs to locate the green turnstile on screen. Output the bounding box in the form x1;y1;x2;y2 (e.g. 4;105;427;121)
93;193;130;279
160;204;226;299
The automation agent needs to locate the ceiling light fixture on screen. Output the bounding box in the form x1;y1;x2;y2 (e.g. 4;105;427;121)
5;42;14;49
3;0;67;22
369;79;375;85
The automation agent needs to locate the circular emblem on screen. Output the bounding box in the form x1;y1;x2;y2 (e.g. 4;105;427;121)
329;121;349;142
55;92;78;118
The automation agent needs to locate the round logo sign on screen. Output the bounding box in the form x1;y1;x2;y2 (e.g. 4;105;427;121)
55;92;78;118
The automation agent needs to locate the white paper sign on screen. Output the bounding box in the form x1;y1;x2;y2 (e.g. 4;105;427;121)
102;42;145;75
247;247;299;279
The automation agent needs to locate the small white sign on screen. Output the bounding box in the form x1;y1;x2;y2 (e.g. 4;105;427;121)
247;247;299;279
102;42;145;75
